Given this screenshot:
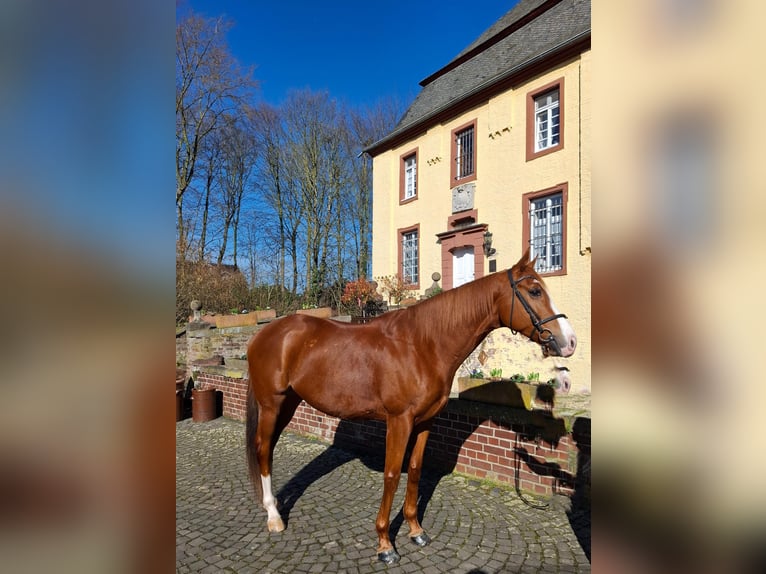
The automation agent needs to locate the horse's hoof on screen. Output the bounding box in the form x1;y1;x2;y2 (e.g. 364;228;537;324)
267;517;285;532
411;532;431;547
377;548;400;565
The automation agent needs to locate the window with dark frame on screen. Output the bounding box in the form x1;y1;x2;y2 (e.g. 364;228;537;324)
455;126;474;179
526;78;564;161
403;153;417;200
528;191;564;274
401;229;419;285
534;88;560;152
451;121;476;183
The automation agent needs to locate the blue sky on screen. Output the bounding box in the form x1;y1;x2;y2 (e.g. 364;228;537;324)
181;0;518;108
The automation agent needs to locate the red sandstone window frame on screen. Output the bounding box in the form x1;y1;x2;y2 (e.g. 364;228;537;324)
450;120;477;185
526;78;565;161
399;148;418;204
397;223;420;289
521;183;568;277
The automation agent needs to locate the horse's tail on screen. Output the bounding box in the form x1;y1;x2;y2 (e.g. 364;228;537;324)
245;379;262;499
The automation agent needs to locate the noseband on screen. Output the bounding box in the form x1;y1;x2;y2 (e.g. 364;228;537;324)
507;269;568;355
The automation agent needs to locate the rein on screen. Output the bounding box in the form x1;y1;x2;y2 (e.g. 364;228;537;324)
507;269;567;355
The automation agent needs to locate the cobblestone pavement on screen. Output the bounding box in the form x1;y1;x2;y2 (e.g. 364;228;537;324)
177;418;590;573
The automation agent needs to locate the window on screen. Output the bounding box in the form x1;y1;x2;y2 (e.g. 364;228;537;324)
455;127;474;179
451;120;477;184
526;78;564;161
404;155;417;198
399;226;419;287
522;184;568;276
534;90;560;151
529;193;563;273
399;149;418;203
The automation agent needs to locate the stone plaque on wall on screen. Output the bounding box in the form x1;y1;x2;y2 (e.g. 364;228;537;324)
452;183;475;213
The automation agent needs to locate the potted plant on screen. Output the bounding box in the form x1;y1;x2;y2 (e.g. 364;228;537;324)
507;372;558;410
456;369;487;394
376;274;415;306
341;278;379;323
457;369;558;411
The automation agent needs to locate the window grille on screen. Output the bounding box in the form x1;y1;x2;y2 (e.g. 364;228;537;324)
529;193;563;273
401;230;419;285
455;126;474;179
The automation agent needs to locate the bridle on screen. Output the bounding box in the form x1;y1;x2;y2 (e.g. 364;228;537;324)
507;269;568;356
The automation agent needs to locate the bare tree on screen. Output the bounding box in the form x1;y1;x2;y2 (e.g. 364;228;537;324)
344;98;405;278
246;93;405;298
215;113;256;267
176;10;410;315
251;104;289;290
176;11;256;259
197;125;222;261
245;210;268;287
280;90;347;303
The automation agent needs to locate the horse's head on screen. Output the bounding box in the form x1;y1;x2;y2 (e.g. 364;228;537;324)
501;249;577;358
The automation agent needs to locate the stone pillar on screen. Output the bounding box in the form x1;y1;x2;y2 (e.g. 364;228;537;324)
424;272;442;298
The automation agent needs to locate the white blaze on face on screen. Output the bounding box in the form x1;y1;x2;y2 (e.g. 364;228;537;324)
545;288;577;357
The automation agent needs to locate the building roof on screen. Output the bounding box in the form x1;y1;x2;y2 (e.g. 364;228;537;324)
364;0;590;157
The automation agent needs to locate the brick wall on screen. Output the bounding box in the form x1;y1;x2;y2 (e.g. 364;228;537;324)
195;370;248;422
193;369;590;498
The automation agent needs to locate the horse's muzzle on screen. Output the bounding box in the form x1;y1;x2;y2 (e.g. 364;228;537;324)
541;332;577;357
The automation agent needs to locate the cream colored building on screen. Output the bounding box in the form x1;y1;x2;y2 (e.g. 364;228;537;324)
365;0;591;393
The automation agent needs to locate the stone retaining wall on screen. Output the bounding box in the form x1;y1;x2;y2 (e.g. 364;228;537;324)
184;324;259;369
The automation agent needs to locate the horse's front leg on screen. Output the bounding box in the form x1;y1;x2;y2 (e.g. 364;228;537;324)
403;421;433;547
375;415;413;564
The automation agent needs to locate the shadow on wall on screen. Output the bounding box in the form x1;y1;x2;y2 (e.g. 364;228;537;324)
567;417;591;561
274;401;590;562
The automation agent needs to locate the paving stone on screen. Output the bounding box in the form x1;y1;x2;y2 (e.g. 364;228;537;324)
177;417;590;573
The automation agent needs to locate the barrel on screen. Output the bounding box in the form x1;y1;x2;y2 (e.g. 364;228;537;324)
192;388;217;422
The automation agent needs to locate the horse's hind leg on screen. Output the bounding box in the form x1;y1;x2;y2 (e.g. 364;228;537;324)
253;389;302;533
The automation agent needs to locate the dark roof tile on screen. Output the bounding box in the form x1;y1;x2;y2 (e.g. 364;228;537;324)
366;0;590;155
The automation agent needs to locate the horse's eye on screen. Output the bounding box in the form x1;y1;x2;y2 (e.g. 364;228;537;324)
528;288;542;298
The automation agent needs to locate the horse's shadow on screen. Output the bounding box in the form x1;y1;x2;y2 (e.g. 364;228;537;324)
275;424;435;550
275;398;590;561
275;422;387;528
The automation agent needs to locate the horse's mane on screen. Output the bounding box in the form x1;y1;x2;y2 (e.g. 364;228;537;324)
390;272;501;343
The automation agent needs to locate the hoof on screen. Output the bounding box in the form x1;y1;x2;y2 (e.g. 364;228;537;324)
411;532;431;547
377;548;400;565
267;517;285;532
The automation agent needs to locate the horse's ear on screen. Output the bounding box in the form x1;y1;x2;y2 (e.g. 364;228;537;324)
512;248;539;274
528;251;538;269
515;248;532;269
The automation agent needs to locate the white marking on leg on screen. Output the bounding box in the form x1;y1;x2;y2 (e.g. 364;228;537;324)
261;474;285;532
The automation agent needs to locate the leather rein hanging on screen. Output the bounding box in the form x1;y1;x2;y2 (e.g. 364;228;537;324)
507;269;567;356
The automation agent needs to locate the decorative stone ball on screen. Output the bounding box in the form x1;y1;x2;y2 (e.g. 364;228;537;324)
190;300;202;311
431;272;441;282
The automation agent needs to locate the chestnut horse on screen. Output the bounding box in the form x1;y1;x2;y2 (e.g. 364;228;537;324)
246;249;576;564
